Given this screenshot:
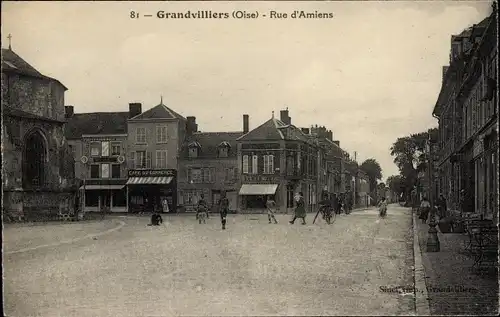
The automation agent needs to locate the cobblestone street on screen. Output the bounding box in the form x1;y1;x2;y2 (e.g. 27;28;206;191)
4;206;414;316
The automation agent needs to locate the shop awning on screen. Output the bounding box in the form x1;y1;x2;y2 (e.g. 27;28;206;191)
79;184;125;190
126;176;173;185
239;184;278;195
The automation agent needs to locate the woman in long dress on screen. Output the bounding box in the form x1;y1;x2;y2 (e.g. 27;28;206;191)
290;192;306;225
419;197;431;224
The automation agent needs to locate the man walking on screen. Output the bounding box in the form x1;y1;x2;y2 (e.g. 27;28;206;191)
289;192;306;225
218;190;230;230
266;195;278;224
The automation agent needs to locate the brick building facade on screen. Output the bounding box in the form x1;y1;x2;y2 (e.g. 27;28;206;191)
2;48;76;221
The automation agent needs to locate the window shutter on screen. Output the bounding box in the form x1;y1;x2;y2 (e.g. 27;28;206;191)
210;167;215;183
130;152;136;169
243;155;249;174
253;155;258;174
146;152;152;168
263;155;268;174
270;155;274;174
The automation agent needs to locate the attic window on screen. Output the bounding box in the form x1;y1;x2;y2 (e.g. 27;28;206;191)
219;147;228;158
189;147;198;158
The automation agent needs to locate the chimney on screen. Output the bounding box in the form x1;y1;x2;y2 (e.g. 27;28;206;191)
327;130;333;141
129;103;142;118
243;114;249;133
280;109;291;125
186;116;197;135
333;140;340;147
301;128;310;134
64;105;74;118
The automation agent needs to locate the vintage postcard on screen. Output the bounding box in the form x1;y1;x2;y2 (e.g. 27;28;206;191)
2;0;498;316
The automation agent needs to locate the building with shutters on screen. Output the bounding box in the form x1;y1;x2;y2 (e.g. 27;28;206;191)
433;6;498;221
126;100;187;213
65;105;132;213
2;47;76;221
236;109;323;213
177;116;245;212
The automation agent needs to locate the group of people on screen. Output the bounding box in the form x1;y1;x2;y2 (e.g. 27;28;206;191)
417;194;448;224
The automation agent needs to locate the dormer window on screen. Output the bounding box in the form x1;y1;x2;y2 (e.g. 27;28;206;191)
188;141;201;158
218;141;231;158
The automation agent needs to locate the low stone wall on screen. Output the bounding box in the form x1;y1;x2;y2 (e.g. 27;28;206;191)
2;190;76;222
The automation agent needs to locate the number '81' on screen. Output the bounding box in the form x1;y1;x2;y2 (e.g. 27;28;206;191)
130;11;139;19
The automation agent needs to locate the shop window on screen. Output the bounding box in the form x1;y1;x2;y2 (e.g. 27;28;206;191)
85;191;99;207
112;190;127;207
111;164;121;178
90;164;100;178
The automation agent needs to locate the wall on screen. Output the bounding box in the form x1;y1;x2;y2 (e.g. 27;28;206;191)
127;119;180;170
3;73;66;121
178;157;239;210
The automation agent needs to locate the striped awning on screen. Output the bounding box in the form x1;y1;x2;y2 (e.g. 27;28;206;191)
239;184;278;195
79;184;125;190
126;176;173;185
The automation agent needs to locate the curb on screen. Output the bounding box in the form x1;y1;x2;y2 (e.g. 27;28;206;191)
412;212;431;316
4;220;126;255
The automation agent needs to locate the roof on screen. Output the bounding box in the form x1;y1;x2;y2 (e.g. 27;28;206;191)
130;103;186;121
182;131;244;159
1;48;67;90
3;105;66;123
237;117;311;142
65;112;129;139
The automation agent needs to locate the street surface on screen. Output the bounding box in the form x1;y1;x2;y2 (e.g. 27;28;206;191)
4;205;415;316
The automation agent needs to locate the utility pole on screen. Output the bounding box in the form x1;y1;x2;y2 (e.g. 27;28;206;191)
353;151;357;208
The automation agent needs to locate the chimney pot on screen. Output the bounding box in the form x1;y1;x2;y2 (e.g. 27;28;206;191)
280;109;291;125
243;114;249;133
333;140;340;146
186;116;197;135
64;105;74;118
129;103;142;118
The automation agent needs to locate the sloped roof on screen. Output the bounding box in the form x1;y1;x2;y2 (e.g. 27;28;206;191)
237;117;285;141
65;112;129;139
3;105;66;123
182;131;244;159
1;48;67;89
130;103;186;121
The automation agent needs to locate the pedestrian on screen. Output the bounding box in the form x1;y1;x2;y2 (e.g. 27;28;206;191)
197;194;209;224
162;198;169;214
290;192;306;225
419;196;431;224
378;197;388;218
218;190;230;230
266;195;278;224
332;193;340;215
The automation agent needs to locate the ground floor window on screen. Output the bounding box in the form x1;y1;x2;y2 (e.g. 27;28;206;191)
181;190;204;205
112;189;127;207
243;195;272;209
85;191;99;207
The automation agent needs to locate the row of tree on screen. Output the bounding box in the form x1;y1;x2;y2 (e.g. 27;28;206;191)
386;127;438;203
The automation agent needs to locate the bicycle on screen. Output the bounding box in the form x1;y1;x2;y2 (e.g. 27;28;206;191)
313;206;335;224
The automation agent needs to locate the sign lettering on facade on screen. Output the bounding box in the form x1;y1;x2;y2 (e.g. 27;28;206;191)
128;169;176;177
242;174;280;183
93;157;118;163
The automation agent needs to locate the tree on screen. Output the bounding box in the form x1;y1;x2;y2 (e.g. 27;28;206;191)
387;175;405;197
390;128;437;201
360;158;383;195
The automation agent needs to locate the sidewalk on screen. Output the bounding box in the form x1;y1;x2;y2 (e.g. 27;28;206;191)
413;212;499;315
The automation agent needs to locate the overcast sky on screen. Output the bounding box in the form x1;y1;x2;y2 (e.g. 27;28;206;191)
2;1;492;179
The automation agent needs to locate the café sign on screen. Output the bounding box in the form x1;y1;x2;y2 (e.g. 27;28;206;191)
242;174;280;183
128;169;176;177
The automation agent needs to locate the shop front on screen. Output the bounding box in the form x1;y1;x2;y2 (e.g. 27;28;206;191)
238;174;280;212
80;179;128;213
127;169;177;213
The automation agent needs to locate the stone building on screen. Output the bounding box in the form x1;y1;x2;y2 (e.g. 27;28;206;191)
177;116;245;211
126;100;187;212
65;105;132;213
2;47;76;221
434;7;497;221
236;109;321;213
